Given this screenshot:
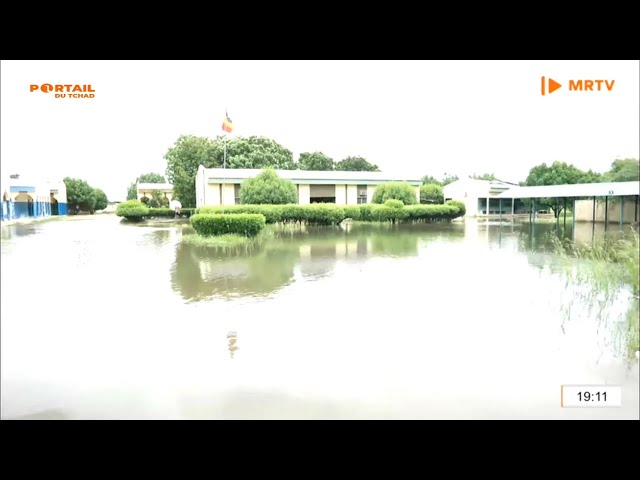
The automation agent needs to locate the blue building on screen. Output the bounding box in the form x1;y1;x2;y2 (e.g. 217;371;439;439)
1;178;68;223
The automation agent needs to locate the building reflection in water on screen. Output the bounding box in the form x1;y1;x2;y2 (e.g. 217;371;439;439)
227;331;239;359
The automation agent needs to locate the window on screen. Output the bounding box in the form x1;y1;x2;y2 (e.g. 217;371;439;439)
357;185;367;204
234;184;241;205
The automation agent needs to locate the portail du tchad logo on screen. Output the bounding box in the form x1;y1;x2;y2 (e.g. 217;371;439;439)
30;84;95;99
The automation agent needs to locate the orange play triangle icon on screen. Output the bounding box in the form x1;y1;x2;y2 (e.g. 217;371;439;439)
548;78;561;94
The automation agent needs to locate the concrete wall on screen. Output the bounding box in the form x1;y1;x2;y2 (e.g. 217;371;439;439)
298;184;310;205
346;185;358;205
575;198;639;223
222;184;235;205
335;184;348;205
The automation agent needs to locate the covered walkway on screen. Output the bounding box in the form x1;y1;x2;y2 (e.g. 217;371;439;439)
495;181;639;231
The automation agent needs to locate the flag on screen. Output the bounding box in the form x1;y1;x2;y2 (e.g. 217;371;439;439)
222;111;233;133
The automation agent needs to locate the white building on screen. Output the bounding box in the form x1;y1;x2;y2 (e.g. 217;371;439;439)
136;183;175;202
443;178;522;217
195;167;422;207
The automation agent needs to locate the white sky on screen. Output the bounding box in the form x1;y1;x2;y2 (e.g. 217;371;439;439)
1;60;638;201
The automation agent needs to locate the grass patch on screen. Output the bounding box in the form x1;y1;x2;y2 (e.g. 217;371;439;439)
550;229;639;360
181;225;276;250
182;233;252;247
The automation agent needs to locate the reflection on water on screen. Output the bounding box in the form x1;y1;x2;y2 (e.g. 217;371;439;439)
1;215;638;419
171;223;465;301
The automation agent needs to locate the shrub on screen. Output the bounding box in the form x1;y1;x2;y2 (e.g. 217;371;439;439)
445;199;466;217
420;184;444;204
94;188;108;211
140;196;150;204
384;199;404;209
372;182;418;205
116;200;149;221
239;168;297;204
302;204;346;225
343;206;361;220
371;205;409;223
191;213;266;237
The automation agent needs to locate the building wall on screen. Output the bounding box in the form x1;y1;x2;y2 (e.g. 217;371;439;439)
335;184;347;205
51;181;68;215
575;198;639;223
298;184;310;204
346;185;358;205
222;184;235;205
208;183;222;206
199;180;421;206
196;166;205;207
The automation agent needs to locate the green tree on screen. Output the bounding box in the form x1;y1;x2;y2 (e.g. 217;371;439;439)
94;188;108;211
421;175;441;185
239;168;298;205
441;174;459;186
298;152;334;171
525;161;602;217
126;172;166;201
604;158;639;182
335;156;380;172
372;182;418;205
420;184;444;204
165;135;294;207
64;177;97;213
471;173;496;181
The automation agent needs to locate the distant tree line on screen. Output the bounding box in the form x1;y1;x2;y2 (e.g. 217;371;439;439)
63;177;108;214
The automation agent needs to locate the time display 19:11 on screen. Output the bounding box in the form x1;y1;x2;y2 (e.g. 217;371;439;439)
578;391;606;402
562;385;621;408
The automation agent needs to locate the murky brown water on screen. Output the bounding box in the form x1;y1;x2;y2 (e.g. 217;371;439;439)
1;215;638;419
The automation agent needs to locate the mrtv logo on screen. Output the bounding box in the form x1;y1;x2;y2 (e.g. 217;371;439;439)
30;84;95;99
541;76;615;96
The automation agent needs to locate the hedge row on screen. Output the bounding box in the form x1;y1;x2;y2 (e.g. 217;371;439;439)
191;213;266;237
196;201;465;224
115;200;195;221
146;208;196;218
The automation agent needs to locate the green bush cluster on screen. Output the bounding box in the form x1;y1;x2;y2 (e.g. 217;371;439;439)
116;202;196;221
196;202;465;224
191;213;266;237
384;199;404;209
197;204;346;226
239;168;298;205
445;199;466;217
371;182;418;205
116;200;149;221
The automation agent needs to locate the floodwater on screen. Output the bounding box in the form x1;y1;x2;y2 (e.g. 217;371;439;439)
1;215;638;420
